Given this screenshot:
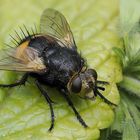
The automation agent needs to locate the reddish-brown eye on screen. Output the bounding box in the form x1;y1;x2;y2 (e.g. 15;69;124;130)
71;77;82;93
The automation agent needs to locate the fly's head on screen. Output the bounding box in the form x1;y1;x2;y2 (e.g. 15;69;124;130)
67;68;108;99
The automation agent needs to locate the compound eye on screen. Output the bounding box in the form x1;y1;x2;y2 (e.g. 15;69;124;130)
87;69;97;80
71;77;82;93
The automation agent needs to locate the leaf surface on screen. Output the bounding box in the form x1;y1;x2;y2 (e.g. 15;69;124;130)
0;0;121;139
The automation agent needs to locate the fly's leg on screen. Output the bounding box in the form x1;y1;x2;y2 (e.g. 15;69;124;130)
96;90;117;106
35;80;55;131
96;81;117;106
97;80;109;85
61;89;88;128
0;73;28;88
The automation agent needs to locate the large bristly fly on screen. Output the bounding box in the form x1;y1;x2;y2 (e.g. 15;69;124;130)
0;9;116;131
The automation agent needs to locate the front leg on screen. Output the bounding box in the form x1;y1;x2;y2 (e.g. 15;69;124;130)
60;89;88;128
35;80;55;131
0;73;28;88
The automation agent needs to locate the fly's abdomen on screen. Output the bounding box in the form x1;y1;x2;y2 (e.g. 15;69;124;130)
28;35;84;86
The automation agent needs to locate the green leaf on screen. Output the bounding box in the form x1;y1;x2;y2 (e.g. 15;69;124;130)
119;76;140;98
119;0;140;76
102;0;140;139
0;0;121;139
121;95;139;140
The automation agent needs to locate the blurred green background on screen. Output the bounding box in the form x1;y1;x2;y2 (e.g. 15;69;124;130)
0;0;121;140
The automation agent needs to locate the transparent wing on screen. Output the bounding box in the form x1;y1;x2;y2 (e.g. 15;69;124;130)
0;47;46;72
40;8;76;50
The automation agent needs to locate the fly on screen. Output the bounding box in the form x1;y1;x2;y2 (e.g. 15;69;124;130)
0;9;116;131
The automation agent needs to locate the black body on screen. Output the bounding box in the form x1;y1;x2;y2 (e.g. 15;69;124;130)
30;36;84;89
